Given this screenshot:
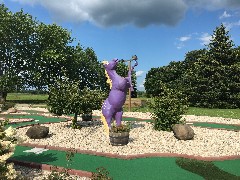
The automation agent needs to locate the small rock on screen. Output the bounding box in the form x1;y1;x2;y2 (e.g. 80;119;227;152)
172;124;194;140
7;108;17;113
26;125;49;139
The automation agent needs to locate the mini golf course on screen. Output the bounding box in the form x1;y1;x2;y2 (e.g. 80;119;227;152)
2;110;240;179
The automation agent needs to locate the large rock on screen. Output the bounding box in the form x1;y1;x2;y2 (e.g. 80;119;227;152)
172;124;194;140
26;125;49;139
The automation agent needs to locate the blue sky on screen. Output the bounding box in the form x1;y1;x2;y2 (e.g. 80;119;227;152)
2;0;240;91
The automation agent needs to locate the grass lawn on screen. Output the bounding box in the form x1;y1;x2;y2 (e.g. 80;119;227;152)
6;93;48;104
5;93;240;119
186;107;240;119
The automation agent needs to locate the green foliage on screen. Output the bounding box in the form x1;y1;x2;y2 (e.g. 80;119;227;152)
45;148;77;180
91;167;113;180
182;24;240;108
0;4;36;101
0;3;108;103
145;24;240;109
149;85;188;131
70;45;108;92
26;23;74;90
110;122;132;133
47;78;106;127
0;120;23;179
1;102;15;110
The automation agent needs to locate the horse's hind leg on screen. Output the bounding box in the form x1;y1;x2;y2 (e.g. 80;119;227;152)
115;109;123;126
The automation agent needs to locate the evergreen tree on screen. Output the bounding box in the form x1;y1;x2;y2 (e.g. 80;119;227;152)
183;24;239;108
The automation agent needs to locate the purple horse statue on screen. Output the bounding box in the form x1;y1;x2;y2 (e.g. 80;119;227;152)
101;56;138;130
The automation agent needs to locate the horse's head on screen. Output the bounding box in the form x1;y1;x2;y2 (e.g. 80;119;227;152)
104;58;118;70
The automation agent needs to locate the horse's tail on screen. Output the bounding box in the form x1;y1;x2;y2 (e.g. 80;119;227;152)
101;114;109;135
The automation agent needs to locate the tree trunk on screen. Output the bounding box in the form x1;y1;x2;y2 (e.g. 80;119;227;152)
71;113;78;128
0;91;7;104
0;66;7;104
74;113;78;123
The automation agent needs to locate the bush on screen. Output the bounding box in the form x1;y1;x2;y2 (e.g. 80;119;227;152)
91;167;112;180
1;102;15;111
0;121;23;179
47;79;106;128
149;86;188;131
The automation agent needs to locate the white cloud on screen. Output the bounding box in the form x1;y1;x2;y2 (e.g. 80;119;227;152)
138;79;145;88
136;71;145;77
176;42;185;49
198;33;212;46
175;34;191;49
219;11;232;19
179;36;191;42
223;20;240;30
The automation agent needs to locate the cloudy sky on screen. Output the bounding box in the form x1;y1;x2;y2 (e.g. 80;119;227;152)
2;0;240;91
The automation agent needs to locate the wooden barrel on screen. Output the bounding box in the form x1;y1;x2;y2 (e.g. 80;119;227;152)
109;132;129;146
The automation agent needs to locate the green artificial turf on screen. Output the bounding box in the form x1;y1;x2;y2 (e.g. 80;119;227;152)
3;115;68;129
176;158;240;180
214;159;240;176
5;111;240;179
11;146;240;180
12;146;203;180
192;122;240;131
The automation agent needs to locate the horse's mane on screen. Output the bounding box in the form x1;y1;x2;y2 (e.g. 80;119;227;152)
102;61;112;89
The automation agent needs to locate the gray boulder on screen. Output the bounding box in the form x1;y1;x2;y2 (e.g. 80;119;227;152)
26;125;49;139
172;124;194;140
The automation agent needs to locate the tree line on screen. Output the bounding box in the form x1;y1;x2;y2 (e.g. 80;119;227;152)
0;4;137;103
145;24;240;109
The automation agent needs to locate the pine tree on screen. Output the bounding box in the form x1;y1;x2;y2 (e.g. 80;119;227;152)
208;23;235;65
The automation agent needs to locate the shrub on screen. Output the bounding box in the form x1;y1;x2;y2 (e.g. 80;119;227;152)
0;121;23;179
1;102;15;111
110;122;132;133
91;167;112;180
44;148;77;180
47;79;106;128
149;85;188;131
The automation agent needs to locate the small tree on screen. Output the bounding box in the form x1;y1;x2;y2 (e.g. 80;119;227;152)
149;82;188;131
47;79;105;128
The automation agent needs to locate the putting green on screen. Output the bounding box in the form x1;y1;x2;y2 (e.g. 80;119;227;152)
192;122;240;130
176;158;240;179
11;146;240;179
3;115;68;129
4;111;239;179
12;146;203;180
214;159;240;176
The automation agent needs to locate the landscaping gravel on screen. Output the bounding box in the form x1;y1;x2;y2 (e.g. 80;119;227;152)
13;165;90;180
15;110;240;157
6;108;240;179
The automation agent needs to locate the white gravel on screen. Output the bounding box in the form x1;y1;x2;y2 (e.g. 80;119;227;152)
6;108;240;179
15;111;240;157
13;165;90;180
